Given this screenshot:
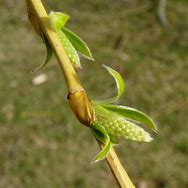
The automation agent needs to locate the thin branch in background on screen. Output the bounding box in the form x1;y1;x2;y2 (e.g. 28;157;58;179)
157;0;169;27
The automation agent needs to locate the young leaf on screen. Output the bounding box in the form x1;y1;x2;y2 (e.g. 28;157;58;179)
62;27;94;60
92;139;111;163
92;122;109;143
32;36;53;72
49;11;70;30
95;65;125;104
91;122;111;162
101;104;157;132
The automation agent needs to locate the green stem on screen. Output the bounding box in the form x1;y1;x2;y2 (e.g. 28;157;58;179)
97;141;135;188
105;147;136;188
25;0;135;187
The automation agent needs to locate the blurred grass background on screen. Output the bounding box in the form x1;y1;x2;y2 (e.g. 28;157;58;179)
0;0;188;187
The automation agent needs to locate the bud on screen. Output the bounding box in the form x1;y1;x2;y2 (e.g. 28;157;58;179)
94;105;153;143
68;90;94;127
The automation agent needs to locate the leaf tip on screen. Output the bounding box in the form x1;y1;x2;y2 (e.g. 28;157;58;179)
153;126;158;133
150;121;158;132
82;54;94;61
91;158;100;164
101;64;108;69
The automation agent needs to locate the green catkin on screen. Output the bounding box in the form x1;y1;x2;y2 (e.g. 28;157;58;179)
56;30;81;68
94;105;153;143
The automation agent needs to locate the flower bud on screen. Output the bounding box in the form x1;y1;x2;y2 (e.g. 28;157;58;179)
68;90;94;127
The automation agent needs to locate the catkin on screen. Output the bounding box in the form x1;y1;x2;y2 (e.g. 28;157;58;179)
94;105;152;143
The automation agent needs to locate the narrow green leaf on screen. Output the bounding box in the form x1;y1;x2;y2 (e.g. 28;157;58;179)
32;36;53;72
62;27;94;60
101;104;157;132
92;139;111;163
95;65;125;104
49;11;70;30
91;122;109;143
91;123;111;162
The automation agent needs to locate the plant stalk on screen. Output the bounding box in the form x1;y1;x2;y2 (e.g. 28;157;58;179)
100;144;135;188
25;0;135;187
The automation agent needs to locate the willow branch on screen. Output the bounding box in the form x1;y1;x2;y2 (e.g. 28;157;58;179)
25;0;135;187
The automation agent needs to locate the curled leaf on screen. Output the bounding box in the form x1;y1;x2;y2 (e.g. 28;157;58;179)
95;65;125;104
32;36;53;72
62;27;94;60
91;122;111;162
101;104;157;132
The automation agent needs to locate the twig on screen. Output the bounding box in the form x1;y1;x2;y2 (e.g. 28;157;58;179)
25;0;135;187
99;143;135;188
157;0;169;27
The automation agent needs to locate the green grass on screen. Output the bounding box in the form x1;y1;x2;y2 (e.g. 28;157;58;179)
0;0;188;187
